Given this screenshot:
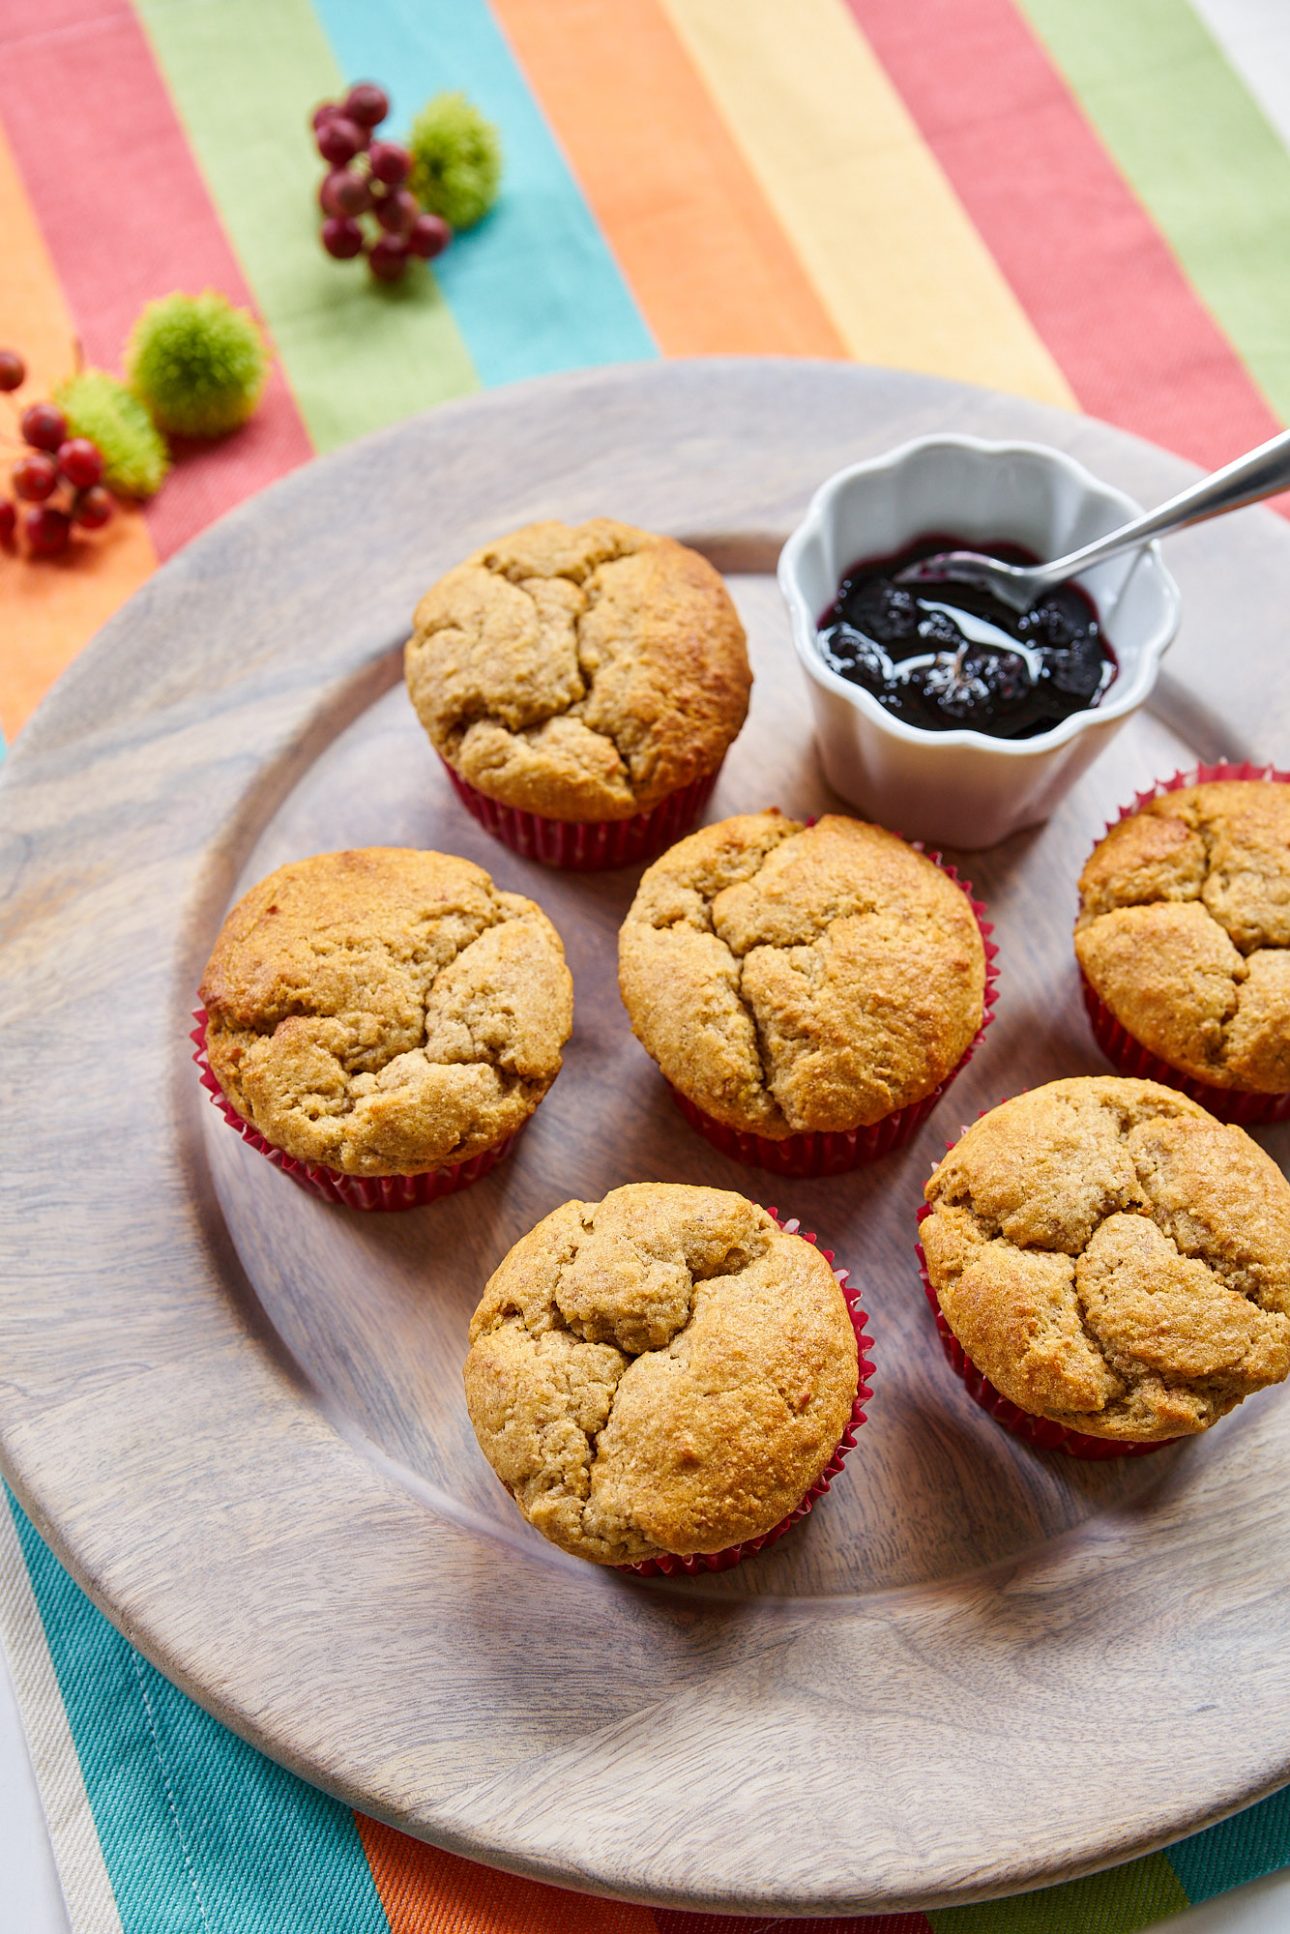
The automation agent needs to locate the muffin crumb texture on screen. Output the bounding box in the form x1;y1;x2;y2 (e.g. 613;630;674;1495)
1076;781;1290;1092
618;812;986;1136
464;1184;858;1564
200;848;572;1176
922;1076;1290;1440
405;518;751;821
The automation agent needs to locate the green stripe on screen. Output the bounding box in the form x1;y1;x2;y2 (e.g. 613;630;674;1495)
135;0;478;452
930;1850;1189;1933
311;0;656;384
7;1491;390;1934
1019;0;1290;423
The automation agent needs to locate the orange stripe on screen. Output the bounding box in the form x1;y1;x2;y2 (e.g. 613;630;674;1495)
0;118;157;741
356;1815;659;1934
489;0;846;357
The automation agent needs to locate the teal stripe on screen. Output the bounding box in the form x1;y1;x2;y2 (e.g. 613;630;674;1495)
1169;1788;1290;1903
7;1491;390;1934
136;0;479;454
310;0;656;384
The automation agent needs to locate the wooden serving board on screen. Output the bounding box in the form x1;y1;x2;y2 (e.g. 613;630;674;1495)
2;361;1288;1919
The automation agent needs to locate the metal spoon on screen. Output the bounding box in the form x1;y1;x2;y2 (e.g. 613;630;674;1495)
895;427;1290;612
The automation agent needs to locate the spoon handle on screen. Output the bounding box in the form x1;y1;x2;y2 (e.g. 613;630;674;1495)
1032;427;1290;589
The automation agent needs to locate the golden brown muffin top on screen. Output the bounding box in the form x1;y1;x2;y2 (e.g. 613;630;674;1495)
921;1076;1290;1441
404;518;751;822
617;812;987;1138
464;1184;858;1565
200;848;572;1177
1076;780;1290;1092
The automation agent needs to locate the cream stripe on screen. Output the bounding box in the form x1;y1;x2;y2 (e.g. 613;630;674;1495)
660;0;1075;407
0;1504;124;1934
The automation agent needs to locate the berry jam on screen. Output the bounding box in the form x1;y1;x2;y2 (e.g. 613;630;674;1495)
816;535;1116;739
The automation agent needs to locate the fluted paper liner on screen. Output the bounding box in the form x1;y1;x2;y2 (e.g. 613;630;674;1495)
1079;760;1290;1125
671;848;999;1174
192;1010;519;1211
915;1188;1173;1461
626;1209;874;1576
440;758;721;872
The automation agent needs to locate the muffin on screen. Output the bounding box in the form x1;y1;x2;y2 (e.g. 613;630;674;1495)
617;811;994;1173
919;1076;1290;1452
196;847;573;1209
1076;774;1290;1121
464;1184;866;1569
405;518;752;869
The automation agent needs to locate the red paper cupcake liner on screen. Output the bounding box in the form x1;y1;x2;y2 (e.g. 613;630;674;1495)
914;1199;1173;1460
191;1010;519;1211
625;1209;875;1576
1080;974;1290;1125
1080;760;1290;1125
439;756;720;871
669;852;1000;1175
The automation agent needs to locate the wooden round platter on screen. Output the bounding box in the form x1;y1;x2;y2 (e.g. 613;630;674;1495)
1;360;1288;1919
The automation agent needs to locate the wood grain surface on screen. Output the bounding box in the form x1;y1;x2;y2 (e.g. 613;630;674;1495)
1;361;1288;1918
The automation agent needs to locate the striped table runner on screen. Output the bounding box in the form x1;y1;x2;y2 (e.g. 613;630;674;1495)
2;0;1289;1927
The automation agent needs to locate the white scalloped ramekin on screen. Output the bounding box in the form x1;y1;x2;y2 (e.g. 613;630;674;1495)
778;436;1182;849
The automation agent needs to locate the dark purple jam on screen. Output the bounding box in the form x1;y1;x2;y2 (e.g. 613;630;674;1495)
816;534;1116;738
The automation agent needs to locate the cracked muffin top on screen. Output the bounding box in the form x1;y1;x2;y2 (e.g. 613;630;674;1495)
464;1184;858;1565
200;847;573;1177
404;518;751;822
921;1076;1290;1441
1076;780;1290;1093
617;811;987;1137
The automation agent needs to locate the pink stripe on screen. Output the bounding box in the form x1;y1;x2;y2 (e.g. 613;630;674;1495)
0;0;312;558
851;0;1283;472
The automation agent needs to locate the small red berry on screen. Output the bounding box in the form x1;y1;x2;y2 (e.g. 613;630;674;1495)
320;167;371;218
13;452;58;501
73;485;114;530
0;501;16;543
317;115;364;165
376;187;418;235
344;82;389;128
311;101;342;131
0;350;26;392
57;438;104;489
321;216;365;260
368;140;410;186
408;212;452;261
20;402;67;452
368;233;410;281
23;504;72;557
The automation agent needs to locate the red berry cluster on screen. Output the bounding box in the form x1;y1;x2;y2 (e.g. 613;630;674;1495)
0;351;113;561
312;83;451;282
